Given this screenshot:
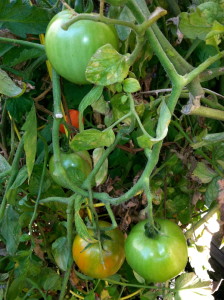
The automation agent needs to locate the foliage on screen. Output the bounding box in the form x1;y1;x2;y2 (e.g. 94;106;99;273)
0;0;224;299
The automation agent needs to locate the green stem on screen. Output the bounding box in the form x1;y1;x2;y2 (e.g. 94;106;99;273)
199;66;224;82
127;34;145;66
0;37;45;51
137;7;167;33
0;138;24;221
59;197;75;300
126;0;186;86
61;13;139;34
184;51;224;85
185;106;224;121
201;98;224;111
52;69;63;161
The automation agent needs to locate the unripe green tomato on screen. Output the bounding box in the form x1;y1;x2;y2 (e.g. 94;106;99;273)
45;10;119;84
125;219;188;282
105;0;128;6
49;152;92;189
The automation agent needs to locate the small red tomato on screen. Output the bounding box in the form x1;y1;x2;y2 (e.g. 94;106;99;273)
59;109;80;134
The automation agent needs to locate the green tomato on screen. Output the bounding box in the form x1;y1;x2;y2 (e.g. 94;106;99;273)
45;10;119;84
72;221;125;278
49;152;92;189
105;0;128;6
125;219;188;282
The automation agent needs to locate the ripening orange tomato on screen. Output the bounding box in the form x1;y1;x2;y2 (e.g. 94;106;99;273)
59;109;80;134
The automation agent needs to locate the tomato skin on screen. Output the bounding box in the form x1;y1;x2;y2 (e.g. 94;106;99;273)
45;10;119;84
49;152;92;189
125;219;188;282
59;109;80;134
72;221;125;278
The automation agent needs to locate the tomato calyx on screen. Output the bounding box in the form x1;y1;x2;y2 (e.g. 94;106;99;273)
144;221;161;239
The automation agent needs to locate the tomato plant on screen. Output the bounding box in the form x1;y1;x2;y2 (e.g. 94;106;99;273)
49;151;92;189
45;10;119;84
59;109;80;134
125;219;188;282
72;221;125;278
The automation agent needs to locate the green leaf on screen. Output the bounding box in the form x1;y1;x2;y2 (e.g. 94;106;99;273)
74;195;97;243
175;273;213;300
21;105;37;179
6;95;33;122
52;237;69;271
0;154;11;173
116;6;135;41
79;85;103;114
179;9;213;40
91;96;110;115
28;165;52;196
43;273;61;291
86;44;130;85
3;46;44;67
93;148;108;186
0;1;52;38
192;162;216;183
70;128;115;151
206;20;224;46
137;100;171;148
0;69;22;97
153;100;171;142
0;205;21;255
205;176;221;207
9;166;28;189
84;291;96;300
123;78;141;93
197;1;224;24
111;93;131;124
6;277;25;300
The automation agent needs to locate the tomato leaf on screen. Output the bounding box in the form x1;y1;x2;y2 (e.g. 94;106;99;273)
137;100;171;148
21;105;37;179
0;205;21;255
6;95;33;123
0;69;22;97
86;44;130;85
116;6;135;41
175;272;213;300
205;176;221;207
9;166;28;190
52;237;69;271
111;93;131;124
93;148;108;186
91;96;110;115
70;128;115;151
192;162;217;184
79;85;104;113
0;153;11;172
0;1;52;38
